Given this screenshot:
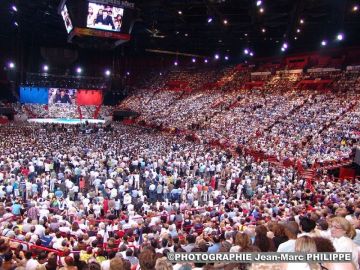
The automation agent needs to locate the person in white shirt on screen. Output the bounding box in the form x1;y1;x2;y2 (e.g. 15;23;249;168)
329;217;359;270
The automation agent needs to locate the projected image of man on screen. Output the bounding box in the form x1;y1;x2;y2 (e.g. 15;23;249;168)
55;89;72;104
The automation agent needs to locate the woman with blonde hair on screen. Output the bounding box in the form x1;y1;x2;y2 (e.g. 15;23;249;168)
329;217;359;269
283;236;321;270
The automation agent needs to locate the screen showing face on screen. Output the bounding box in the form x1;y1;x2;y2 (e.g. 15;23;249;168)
61;5;73;33
48;88;76;105
87;3;124;32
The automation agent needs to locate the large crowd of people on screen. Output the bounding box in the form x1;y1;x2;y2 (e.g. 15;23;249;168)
0;65;359;270
0;121;359;270
121;68;360;166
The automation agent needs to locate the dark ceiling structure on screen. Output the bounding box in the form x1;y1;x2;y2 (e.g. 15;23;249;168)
0;0;360;58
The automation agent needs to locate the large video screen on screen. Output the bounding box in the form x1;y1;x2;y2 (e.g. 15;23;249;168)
48;88;76;105
61;5;73;33
87;3;124;32
20;87;104;106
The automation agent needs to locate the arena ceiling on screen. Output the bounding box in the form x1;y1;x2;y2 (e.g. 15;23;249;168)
0;0;360;57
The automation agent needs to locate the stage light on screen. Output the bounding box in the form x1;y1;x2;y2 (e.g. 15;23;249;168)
8;62;15;69
353;5;359;12
214;54;220;60
321;40;327;46
282;43;288;49
223;19;228;25
244;33;248;36
259;8;264;13
207;17;213;23
244;49;249;55
43;65;49;72
174;61;178;66
337;33;344;41
262;28;266;33
76;67;82;74
204;59;208;63
184;33;188;37
11;5;17;12
250;52;254;56
281;47;285;52
126;71;130;75
296;29;301;33
300;19;304;24
225;56;229;60
192;58;196;63
105;70;111;76
159;72;162;75
256;1;262;7
14;22;18;27
178;10;182;15
294;36;298;40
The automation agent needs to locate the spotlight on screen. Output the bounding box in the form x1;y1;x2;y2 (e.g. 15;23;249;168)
11;5;17;12
159;72;163;75
223;19;228;25
174;61;178;66
214;54;220;60
337;33;344;41
43;65;49;72
262;28;266;33
283;43;288;49
321;40;327;46
207;18;213;23
8;62;15;69
244;49;249;55
192;58;196;63
281;47;285;52
353;5;358;12
14;22;18;27
296;29;301;33
76;67;82;74
256;1;262;7
204;59;208;63
225;56;229;60
249;52;254;56
184;33;188;37
178;10;182;15
105;70;111;76
126;71;130;76
300;19;304;24
259;8;264;13
294;36;298;40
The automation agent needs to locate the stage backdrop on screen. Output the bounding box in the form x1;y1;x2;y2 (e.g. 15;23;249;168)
76;89;103;105
20;87;48;104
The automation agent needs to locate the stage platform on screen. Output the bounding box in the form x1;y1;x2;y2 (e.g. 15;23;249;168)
27;118;106;125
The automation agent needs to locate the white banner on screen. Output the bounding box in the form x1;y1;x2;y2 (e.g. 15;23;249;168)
308;68;340;73
251;72;271;76
346;65;360;71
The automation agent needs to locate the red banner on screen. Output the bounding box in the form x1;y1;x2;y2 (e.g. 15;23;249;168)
76;90;103;105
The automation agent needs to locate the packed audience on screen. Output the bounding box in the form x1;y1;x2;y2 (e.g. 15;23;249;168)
10;104;113;120
0;122;359;270
121;69;360;166
0;65;359;270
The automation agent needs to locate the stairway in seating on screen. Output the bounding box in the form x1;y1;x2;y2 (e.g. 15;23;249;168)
77;105;83;120
93;104;102;119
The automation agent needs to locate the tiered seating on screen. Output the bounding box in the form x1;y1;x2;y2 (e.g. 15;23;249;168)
119;68;360;165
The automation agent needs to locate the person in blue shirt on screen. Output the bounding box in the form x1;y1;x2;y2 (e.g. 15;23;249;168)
207;235;221;253
55;188;63;199
11;201;22;216
40;229;53;247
